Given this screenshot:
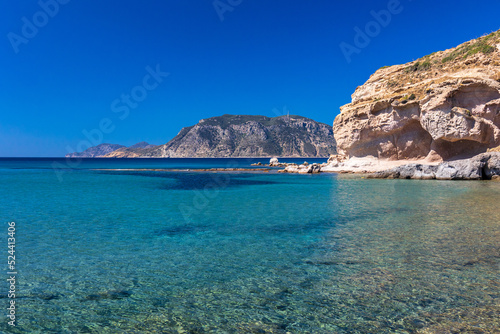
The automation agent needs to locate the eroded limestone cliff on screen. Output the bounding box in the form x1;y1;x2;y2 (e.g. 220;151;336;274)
334;30;500;162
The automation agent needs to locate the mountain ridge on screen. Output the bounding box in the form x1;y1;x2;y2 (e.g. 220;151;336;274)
66;114;337;158
65;143;126;158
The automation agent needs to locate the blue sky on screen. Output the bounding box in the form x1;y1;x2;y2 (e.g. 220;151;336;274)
1;0;499;156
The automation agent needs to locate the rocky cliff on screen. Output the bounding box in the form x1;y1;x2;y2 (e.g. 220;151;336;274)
333;29;500;162
107;114;336;158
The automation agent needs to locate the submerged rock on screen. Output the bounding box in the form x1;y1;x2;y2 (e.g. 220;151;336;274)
85;290;132;301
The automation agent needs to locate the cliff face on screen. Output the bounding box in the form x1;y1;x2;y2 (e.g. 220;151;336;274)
109;114;336;158
334;30;500;161
66;143;125;158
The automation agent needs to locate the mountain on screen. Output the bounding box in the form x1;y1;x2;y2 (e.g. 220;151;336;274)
65;143;125;158
65;142;154;158
103;114;336;158
333;29;500;162
104;142;156;158
128;141;154;149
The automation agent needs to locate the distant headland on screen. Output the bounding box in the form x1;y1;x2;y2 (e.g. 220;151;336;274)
66;114;337;158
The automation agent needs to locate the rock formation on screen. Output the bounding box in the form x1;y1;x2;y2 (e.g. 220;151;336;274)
369;152;500;180
269;157;280;166
278;163;322;174
333;30;500;162
250;157;323;173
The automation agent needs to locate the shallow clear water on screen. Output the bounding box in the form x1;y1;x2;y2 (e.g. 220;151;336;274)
0;159;498;333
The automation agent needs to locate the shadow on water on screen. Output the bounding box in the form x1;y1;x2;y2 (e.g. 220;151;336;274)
83;290;132;301
96;170;281;190
153;224;209;237
258;205;411;233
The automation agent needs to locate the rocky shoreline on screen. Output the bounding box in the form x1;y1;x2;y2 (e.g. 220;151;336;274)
94;151;500;180
252;157;323;174
258;153;500;180
328;29;500;184
93;168;271;172
368;152;500;180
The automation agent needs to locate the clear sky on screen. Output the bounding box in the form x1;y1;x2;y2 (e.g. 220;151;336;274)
1;0;499;156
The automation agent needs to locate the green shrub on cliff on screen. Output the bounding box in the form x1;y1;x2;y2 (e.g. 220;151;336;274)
442;37;496;63
404;60;432;73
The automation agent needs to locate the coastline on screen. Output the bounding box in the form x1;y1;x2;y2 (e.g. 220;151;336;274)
92;168;271;172
85;152;500;181
320;157;440;173
258;153;500;180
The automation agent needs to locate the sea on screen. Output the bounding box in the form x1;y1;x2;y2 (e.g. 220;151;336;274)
0;158;498;333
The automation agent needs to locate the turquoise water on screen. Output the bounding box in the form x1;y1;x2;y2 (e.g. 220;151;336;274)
0;158;499;333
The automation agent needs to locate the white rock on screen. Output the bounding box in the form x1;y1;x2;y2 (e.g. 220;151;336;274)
269;157;279;166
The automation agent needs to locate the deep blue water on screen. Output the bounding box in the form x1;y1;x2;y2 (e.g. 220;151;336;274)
0;157;326;171
0;158;499;333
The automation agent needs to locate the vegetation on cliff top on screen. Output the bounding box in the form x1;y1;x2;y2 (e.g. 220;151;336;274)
377;29;500;87
349;29;500;105
158;114;337;157
396;29;500;74
199;114;315;129
441;33;497;63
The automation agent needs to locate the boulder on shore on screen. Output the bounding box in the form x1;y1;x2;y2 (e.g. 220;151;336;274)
269;157;280;166
369;152;500;180
279;163;321;174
